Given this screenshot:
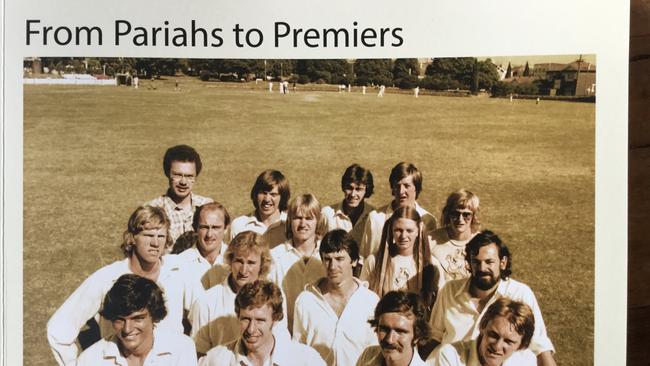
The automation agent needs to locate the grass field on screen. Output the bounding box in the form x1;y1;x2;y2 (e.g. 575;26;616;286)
23;77;595;366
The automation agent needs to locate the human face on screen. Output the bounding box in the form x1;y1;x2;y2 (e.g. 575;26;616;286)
256;185;281;220
197;209;226;257
112;309;154;356
239;304;276;354
343;182;367;209
449;207;474;237
478;315;524;366
167;161;197;200
392;175;417;208
132;226;167;266
392;218;419;256
377;312;416;365
470;243;507;291
291;209;317;244
322;250;356;285
230;250;262;292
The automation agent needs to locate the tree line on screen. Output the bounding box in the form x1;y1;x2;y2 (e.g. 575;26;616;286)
33;57;547;95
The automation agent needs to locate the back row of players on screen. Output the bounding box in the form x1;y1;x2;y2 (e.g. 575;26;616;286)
47;145;557;366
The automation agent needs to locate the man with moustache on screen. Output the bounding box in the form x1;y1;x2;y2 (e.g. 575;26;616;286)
428;298;536;366
427;230;556;366
176;202;231;289
76;274;198;366
190;231;289;357
229;169;291;248
199;280;326;366
359;162;437;258
321;164;375;246
356;291;431;366
147;145;213;247
293;229;379;365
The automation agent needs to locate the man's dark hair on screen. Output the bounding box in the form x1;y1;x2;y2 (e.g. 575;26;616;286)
389;162;422;198
341;164;374;198
465;229;512;279
368;291;431;341
250;169;291;212
100;274;167;322
319;229;360;262
163;145;202;178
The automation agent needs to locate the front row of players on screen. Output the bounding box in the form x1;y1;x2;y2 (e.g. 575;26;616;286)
77;273;537;366
48;201;556;365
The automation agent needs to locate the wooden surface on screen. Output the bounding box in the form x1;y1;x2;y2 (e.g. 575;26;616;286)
628;0;650;365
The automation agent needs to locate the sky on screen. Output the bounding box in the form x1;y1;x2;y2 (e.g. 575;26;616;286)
478;54;596;67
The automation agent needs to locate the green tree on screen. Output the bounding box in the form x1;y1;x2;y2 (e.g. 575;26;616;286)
523;61;531;77
296;60;348;84
393;59;420;89
505;62;512;78
354;59;393;86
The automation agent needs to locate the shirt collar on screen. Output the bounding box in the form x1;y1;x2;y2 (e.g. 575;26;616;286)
163;190;198;210
233;335;290;366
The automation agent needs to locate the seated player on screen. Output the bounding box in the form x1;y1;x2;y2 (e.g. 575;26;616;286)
146;145;213;249
270;193;327;331
321;164;375;246
175;202;231;289
293;229;379;365
428;298;536;366
199;280;326;366
361;206;437;311
356;291;431;366
429;189;480;290
359;162;437;258
76;274;198;366
229;169;291;248
47;206;203;366
191;231;289;357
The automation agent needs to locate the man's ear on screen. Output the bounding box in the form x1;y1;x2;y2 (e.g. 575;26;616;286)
500;256;508;271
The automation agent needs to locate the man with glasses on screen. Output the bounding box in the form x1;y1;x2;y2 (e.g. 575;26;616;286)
426;230;556;366
147;145;213;247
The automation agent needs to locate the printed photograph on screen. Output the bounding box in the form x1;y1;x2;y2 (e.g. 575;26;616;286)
23;55;595;366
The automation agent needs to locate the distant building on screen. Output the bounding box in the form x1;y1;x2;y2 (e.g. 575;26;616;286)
535;60;596;96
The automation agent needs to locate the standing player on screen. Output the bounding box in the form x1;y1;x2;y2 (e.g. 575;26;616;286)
176;202;231;289
47;206;203;366
361;207;437;311
360;162;437;258
429;189;480;290
229;169;290;248
146;145;213;248
76;274;198;366
270;193;327;330
357;291;431;366
191;231;289;357
199;280;326;366
322;164;375;246
293;229;379;365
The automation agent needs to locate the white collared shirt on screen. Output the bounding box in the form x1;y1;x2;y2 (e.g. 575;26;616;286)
321;201;375;246
356;345;428;366
47;257;203;366
199;334;326;366
429;277;555;358
191;276;291;355
293;278;379;366
359;202;437;258
176;245;229;290
229;211;288;248
76;327;198;366
270;241;325;331
426;339;537;366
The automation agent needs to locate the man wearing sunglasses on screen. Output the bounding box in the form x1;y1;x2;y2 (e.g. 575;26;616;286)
147;144;213;248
